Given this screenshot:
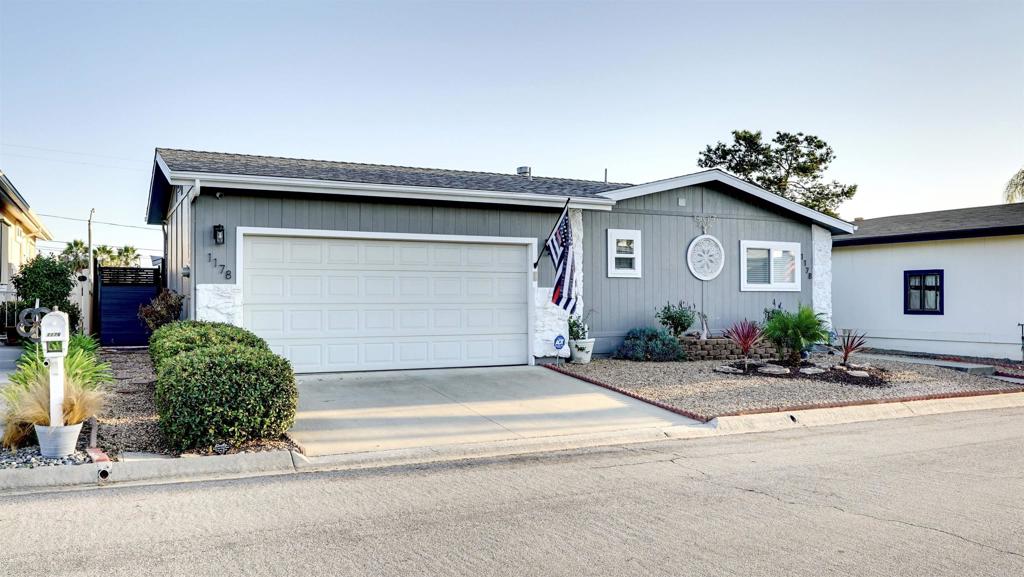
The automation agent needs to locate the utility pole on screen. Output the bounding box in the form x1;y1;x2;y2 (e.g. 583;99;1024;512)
87;208;95;275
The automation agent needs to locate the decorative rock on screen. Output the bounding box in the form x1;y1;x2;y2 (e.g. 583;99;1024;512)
846;363;871;370
758;365;790;375
714;365;745;374
848;370;871;378
799;367;827;375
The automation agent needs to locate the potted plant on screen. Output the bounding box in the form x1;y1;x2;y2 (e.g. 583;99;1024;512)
568;312;595;364
2;336;110;456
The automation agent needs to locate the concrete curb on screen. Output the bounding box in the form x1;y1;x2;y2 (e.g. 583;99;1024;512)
4;391;1023;494
708;391;1024;434
0;449;295;493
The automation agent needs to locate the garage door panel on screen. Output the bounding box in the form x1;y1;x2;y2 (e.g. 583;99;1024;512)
245;303;527;339
271;335;529;372
246;238;525;273
243;235;531;372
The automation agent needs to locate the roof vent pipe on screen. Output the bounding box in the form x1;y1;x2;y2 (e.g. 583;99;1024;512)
517;166;532;179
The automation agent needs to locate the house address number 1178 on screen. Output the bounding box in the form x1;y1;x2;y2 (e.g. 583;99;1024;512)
207;253;232;279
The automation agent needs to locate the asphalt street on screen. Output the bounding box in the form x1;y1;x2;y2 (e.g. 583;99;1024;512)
2;407;1022;576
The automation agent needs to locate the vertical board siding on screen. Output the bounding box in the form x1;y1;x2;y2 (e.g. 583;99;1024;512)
191;192;559;286
585;184;813;354
164;185;192;319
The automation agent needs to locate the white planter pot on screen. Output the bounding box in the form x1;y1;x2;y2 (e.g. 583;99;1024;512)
569;338;596;364
34;423;83;458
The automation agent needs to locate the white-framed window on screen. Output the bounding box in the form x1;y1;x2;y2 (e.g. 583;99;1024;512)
607;229;641;278
740;240;801;291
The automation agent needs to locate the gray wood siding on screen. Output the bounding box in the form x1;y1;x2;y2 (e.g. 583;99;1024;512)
191;192;560;286
164;185;193;319
584;184;813;354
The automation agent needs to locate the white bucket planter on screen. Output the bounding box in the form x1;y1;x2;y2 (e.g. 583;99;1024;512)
569;338;596;364
34;423;83;458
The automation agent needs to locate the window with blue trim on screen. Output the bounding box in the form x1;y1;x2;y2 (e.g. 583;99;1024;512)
904;270;943;315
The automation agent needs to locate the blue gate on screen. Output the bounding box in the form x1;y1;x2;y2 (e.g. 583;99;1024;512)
95;267;160;346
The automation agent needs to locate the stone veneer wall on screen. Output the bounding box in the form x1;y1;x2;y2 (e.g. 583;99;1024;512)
679;337;778;361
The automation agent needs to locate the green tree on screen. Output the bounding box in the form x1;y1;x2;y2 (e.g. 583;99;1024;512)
11;255;81;329
697;130;857;217
115;245;139;267
93;245;116;266
59;239;89;272
1006;168;1024;203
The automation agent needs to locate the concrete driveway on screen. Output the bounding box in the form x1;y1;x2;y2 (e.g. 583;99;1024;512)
288;365;696;457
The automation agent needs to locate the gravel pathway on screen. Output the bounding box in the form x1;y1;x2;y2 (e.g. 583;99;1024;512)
97;348;165;456
560;354;1024;419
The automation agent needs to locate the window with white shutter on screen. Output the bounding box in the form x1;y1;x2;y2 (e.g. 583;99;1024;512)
740;240;801;291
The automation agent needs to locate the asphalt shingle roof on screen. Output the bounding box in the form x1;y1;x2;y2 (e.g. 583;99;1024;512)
156;148;631;197
834;203;1024;245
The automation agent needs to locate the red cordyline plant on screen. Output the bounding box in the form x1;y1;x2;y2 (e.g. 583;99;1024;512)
838;329;868;365
723;319;763;371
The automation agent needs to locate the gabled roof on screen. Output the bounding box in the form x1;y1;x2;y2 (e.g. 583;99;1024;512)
146;149;855;234
159;148;628;197
598;168;855;234
0;169;53;240
833;203;1024;246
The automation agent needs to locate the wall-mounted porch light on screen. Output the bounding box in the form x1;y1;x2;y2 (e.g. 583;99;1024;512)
213;224;225;245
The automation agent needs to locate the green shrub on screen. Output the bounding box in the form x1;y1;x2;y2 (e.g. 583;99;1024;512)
149;321;269;370
11;256;81;330
155;345;297;450
761;305;829;366
656;301;697;337
138;289;186;331
614;327;684;362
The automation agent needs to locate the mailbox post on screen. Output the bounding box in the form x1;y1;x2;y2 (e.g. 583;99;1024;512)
40;310;70;428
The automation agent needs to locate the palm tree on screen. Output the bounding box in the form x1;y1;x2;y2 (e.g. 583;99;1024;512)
93;245;116;267
58;239;89;272
1006;168;1024;203
115;245;139;267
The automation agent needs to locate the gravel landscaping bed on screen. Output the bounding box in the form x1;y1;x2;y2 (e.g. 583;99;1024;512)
98;348;297;458
0;444;90;469
558;354;1024;420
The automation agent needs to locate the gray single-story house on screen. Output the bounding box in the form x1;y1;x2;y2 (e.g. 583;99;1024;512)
146;149;853;373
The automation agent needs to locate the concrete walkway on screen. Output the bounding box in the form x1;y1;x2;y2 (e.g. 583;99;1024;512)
289;365;698;457
861;353;996;375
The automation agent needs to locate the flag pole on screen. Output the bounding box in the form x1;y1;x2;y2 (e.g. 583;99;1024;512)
533;197;571;270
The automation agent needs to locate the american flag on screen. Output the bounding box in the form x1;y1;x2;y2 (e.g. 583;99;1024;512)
546;204;577;313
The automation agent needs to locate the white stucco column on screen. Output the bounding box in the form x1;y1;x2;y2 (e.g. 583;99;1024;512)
811;224;833;330
195;283;242;326
532;208;584;358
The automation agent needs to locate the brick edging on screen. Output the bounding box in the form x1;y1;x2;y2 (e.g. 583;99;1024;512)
543;363;1024;423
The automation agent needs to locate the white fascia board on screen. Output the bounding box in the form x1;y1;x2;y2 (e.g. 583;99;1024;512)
598;169;855;234
166;170;616;211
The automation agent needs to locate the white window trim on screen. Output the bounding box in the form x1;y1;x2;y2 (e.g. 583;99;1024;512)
607;229;641;278
740;240;802;292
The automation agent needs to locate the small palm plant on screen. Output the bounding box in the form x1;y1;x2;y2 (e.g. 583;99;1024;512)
762;305;829;366
837;330;868;366
723;319;763;371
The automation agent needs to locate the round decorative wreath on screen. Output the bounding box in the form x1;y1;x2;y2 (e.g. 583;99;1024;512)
687;234;725;281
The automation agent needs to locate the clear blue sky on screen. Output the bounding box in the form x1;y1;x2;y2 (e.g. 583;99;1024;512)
1;0;1021;254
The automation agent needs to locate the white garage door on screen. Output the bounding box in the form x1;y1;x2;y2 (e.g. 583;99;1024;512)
241;234;531;373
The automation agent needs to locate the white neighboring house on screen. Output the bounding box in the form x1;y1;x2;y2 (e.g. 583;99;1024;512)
832;203;1024;361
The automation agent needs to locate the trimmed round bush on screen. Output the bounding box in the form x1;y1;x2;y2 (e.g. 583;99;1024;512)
614;327;685;362
149;321;269;370
155;345;297;450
